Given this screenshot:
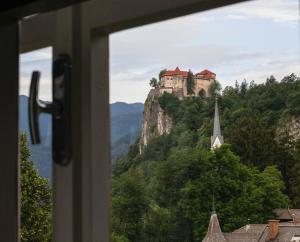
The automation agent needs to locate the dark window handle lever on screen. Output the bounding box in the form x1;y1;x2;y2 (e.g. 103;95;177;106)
28;54;72;166
29;71;62;144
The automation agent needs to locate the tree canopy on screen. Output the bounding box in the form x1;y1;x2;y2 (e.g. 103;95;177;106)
159;69;167;80
149;77;158;88
187;70;195;95
208;80;222;96
20;133;52;242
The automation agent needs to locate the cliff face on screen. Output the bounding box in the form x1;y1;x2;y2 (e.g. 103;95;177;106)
139;88;173;153
286;116;300;141
277;116;300;144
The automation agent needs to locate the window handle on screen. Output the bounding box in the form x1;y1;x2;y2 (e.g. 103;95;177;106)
28;71;62;144
28;54;72;166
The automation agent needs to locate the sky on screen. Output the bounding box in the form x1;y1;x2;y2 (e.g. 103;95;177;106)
20;0;300;103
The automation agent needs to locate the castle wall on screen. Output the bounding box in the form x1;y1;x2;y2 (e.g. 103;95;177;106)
194;78;213;96
161;75;184;89
183;79;188;96
160;74;214;98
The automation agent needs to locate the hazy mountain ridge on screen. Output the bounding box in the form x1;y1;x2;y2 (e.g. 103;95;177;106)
19;95;143;179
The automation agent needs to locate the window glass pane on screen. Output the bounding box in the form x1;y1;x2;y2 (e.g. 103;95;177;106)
110;0;300;241
19;47;53;242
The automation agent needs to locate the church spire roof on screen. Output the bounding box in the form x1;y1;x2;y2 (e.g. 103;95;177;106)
211;96;224;149
202;211;227;242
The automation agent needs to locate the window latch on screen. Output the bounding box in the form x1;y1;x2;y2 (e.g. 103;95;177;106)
28;54;72;166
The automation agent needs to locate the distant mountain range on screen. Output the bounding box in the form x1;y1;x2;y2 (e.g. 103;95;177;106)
19;95;143;179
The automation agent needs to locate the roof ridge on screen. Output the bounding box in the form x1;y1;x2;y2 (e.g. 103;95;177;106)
257;225;268;242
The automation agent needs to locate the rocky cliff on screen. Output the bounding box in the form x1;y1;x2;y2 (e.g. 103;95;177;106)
139;88;172;153
277;116;300;145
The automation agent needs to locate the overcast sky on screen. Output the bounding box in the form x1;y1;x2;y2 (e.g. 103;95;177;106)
20;0;300;103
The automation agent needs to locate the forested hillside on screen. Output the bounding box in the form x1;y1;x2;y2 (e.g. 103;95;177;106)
112;74;300;242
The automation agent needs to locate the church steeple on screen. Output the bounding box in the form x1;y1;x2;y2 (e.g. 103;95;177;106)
202;211;227;242
211;96;224;149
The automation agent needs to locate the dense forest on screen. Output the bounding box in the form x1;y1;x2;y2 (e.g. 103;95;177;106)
112;74;300;242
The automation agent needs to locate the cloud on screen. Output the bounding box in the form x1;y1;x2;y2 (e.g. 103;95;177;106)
225;14;247;20
224;0;300;23
196;16;216;23
216;51;300;87
110;79;151;104
225;60;300;86
19;75;52;101
20;47;52;100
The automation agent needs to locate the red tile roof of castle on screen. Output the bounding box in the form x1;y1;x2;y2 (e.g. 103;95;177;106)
161;67;215;79
195;69;216;79
161;67;189;77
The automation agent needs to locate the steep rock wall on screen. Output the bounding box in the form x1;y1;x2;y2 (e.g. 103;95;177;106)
287;116;300;141
139;88;172;153
277;116;300;145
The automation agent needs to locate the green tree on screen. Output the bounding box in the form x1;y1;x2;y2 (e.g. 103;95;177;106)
158;93;180;119
226;114;277;170
20;133;52;242
154;147;202;206
284;139;300;207
112;169;148;242
112;232;130;242
159;69;167;80
149;147;202;241
149;77;158;88
143;201;179;242
286;93;300;115
187;70;195;95
208;80;222;96
239;79;248;97
179;145;289;240
142;134;173;162
180;98;204;131
198;88;206;99
266;75;276;86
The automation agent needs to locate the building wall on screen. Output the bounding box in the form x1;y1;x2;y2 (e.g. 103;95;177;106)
160;75;214;97
194;78;213;96
161;75;184;89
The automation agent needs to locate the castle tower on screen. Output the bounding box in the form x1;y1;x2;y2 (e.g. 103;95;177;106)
202;211;227;242
211;96;224;149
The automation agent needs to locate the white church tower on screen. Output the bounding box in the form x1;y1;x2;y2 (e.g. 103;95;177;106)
211;96;224;149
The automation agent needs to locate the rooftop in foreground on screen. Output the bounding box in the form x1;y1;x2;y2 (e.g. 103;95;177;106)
202;210;300;242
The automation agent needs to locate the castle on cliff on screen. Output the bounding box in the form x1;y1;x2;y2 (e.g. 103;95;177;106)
139;67;217;152
158;67;216;98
